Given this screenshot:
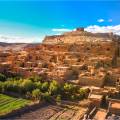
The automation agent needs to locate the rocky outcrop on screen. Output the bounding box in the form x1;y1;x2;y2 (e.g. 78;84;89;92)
43;28;118;45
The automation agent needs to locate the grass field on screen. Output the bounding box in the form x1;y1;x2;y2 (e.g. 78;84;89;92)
0;94;30;116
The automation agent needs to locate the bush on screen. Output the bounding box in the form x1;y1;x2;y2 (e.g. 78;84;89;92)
42;92;51;102
32;89;41;100
49;80;59;95
41;82;49;92
56;94;61;102
78;88;88;99
35;82;42;90
29;75;42;82
70;95;76;101
0;82;3;93
64;83;75;93
21;79;35;93
3;80;20;93
56;94;61;104
0;73;6;82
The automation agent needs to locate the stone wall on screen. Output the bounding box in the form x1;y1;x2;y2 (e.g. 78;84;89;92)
79;76;105;87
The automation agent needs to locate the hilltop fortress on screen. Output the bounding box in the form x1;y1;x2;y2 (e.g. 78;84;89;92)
43;27;120;44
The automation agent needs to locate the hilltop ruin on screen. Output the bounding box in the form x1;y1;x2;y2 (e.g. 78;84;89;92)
43;27;120;44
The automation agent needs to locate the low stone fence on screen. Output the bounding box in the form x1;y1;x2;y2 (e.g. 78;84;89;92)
0;101;45;119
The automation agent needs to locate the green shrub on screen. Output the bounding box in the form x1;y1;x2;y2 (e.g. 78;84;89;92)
49;80;59;95
41;82;49;92
29;75;42;82
35;81;42;90
70;95;76;101
0;73;6;82
63;83;75;93
56;94;61;102
0;82;3;93
42;92;51;102
32;89;41;100
21;79;35;93
78;88;88;99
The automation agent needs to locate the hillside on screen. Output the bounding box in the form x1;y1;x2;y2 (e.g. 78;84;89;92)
0;42;39;51
43;28;120;44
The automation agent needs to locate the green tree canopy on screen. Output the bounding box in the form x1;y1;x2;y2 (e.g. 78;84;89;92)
41;82;49;92
32;89;41;100
21;79;35;92
49;80;59;95
0;73;6;82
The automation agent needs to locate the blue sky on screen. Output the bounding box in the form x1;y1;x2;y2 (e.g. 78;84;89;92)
0;0;120;43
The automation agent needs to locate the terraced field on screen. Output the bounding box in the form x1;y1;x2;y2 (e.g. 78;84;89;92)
0;94;30;116
11;104;87;120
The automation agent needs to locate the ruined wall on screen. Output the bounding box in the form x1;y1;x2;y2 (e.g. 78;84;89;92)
43;35;113;45
79;76;105;87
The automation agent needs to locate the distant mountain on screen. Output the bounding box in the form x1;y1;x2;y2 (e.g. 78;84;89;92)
0;42;39;51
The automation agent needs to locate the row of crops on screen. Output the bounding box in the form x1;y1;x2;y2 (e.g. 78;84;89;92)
0;94;30;116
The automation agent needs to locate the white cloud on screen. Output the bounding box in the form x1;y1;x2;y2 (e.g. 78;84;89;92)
0;35;42;43
85;25;120;35
52;28;71;32
108;19;112;22
97;19;104;23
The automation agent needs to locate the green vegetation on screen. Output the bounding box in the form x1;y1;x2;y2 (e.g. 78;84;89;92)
0;94;30;116
0;73;90;103
0;73;6;82
32;89;41;100
0;73;90;117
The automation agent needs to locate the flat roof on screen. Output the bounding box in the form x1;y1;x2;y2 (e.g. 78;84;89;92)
89;94;103;99
111;103;120;109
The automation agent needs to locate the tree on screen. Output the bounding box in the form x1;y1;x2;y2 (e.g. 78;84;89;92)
0;73;6;82
49;80;59;95
21;79;35;93
35;81;42;90
29;75;42;82
32;89;41;100
78;88;87;99
63;83;75;93
43;92;51;102
41;82;49;92
0;82;3;93
3;80;20;93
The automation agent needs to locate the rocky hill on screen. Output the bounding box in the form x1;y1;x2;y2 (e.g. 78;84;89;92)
43;28;120;44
